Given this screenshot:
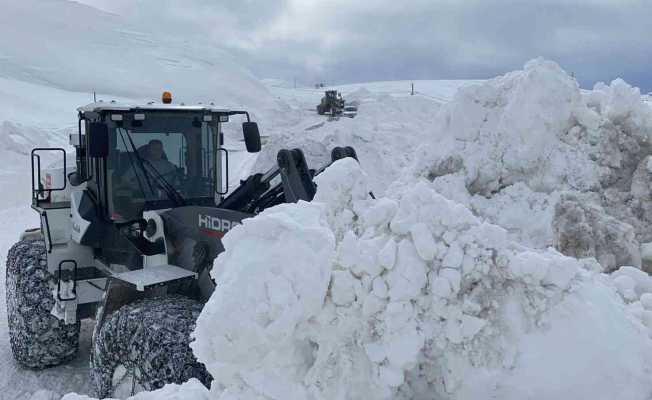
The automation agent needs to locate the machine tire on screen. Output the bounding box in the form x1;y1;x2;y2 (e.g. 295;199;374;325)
91;296;211;398
5;239;80;368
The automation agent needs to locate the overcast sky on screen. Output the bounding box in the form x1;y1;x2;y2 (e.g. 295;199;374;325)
78;0;652;92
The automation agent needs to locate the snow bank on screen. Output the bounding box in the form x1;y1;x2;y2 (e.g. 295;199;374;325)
415;59;652;261
186;158;652;400
60;379;210;400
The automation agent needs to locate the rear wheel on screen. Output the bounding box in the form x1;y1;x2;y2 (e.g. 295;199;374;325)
90;296;211;398
6;239;80;368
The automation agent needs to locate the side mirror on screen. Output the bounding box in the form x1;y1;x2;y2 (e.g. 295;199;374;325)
88;123;109;158
68;171;85;187
242;122;261;153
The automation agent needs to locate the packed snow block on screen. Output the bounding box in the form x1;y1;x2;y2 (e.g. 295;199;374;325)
553;193;641;271
470;182;560;248
611;266;652;301
191;201;335;397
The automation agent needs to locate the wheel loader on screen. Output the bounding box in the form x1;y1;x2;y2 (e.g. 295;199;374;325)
6;92;358;398
316;90;357;118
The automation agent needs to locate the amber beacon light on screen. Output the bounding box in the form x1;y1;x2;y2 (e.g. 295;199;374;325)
162;91;172;104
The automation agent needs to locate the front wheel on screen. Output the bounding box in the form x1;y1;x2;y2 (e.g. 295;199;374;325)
90;296;212;398
6;239;80;368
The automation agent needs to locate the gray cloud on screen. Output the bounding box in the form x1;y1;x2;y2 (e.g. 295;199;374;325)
78;0;652;92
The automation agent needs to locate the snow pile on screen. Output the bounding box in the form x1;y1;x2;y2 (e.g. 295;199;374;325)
402;59;652;269
185;158;652;400
418;60;651;195
190;198;335;398
60;379;211;400
418;59;596;194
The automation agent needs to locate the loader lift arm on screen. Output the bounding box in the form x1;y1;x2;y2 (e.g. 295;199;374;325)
218;146;358;214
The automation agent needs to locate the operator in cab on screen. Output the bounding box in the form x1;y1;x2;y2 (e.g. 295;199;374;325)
120;139;181;197
144;139;177;179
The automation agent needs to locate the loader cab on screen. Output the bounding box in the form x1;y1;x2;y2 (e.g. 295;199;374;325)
72;102;260;223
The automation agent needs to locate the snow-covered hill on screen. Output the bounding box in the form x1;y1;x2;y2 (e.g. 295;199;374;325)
0;0;276;111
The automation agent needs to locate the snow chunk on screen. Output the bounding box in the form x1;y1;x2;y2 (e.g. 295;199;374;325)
371;276;389;299
191;201;335;390
330;270;359;306
386;240;428;301
378;239;397;270
410;223;437;261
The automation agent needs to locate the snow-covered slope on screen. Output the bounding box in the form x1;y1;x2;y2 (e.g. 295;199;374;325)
0;0;276;111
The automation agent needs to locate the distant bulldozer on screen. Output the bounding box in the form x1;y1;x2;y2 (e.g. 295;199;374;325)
316;90;357;118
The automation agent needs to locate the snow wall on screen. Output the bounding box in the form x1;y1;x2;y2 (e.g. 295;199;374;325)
62;59;652;399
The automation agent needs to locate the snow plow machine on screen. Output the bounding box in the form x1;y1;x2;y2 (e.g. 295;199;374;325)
6;93;359;398
316;90;357;118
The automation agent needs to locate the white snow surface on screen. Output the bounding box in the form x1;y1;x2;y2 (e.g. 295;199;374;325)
0;0;277;112
61;379;211;400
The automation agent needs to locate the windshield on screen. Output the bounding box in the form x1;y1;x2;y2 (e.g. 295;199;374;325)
107;114;217;221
